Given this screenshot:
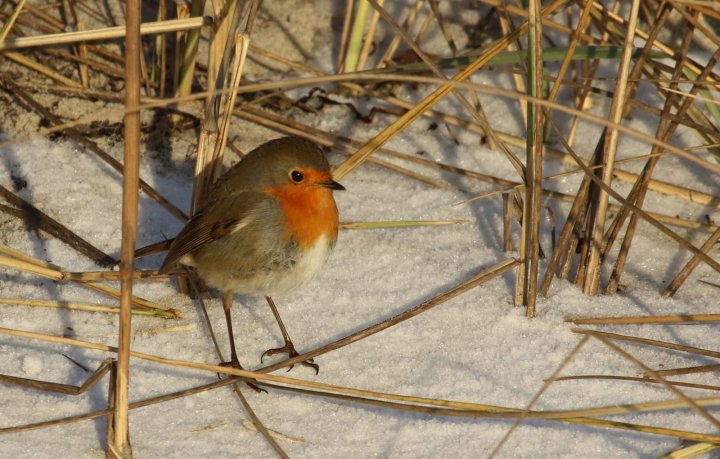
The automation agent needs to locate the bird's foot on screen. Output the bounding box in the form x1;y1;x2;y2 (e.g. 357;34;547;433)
219;358;266;393
261;342;319;374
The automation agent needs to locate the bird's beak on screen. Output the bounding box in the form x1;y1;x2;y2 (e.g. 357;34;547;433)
322;179;345;191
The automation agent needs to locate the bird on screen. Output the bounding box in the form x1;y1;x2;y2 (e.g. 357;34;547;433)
160;136;344;373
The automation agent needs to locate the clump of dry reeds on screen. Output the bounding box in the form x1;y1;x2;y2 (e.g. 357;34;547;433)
0;0;719;457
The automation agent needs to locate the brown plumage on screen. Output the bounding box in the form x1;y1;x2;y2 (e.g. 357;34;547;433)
162;136;344;372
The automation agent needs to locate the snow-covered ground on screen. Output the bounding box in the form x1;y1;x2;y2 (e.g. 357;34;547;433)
1;1;719;457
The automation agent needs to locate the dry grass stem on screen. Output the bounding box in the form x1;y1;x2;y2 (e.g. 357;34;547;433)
3;50;83;88
6;358;719;447
4;325;720;423
605;12;719;293
252;383;720;444
3;324;720;447
573;329;720;360
191;1;259;214
515;0;544;315
80;282;178;317
230;382;289;459
662;226;720;297
548;121;720;282
655;364;720;377
591;335;720;430
554;374;720;392
0;297;173;318
134;324;195;336
110;1;142;452
497;10;527;126
0;245;176;317
2;71;718;179
0;254;64;280
0;244;61;268
0;358;113;395
343;0;370;72
340;220;467;229
335;0;354;72
190;2;232;212
241;420;306;445
566;314;720;325
356;0;382;71
0;0;27;42
489;335;590;458
334;0;560;180
1;376;243;435
365;0;527;179
660;442;719;459
64;270;170;282
173;0;204;101
377;0;424;68
212;32;250;176
0;17;206;50
582;0;640;295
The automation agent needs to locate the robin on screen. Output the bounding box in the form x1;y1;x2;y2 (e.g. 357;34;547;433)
160;136;344;373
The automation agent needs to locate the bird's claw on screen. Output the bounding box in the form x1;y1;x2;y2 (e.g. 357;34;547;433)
219;358;266;393
261;343;319;374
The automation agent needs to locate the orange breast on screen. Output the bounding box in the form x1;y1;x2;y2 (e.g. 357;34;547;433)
264;183;339;248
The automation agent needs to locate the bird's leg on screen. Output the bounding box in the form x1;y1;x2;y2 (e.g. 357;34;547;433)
261;296;319;374
219;290;265;392
220;290;241;369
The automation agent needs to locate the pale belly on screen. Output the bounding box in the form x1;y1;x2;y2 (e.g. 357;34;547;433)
182;235;333;295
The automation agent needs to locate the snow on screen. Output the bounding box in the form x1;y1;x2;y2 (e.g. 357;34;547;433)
1;2;719;458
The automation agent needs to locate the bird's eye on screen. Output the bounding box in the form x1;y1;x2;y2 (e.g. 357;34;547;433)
290;170;304;183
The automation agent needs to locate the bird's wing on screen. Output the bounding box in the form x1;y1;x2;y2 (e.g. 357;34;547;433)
159;192;275;273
